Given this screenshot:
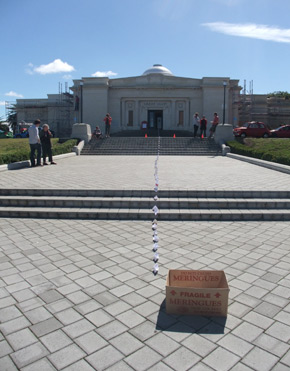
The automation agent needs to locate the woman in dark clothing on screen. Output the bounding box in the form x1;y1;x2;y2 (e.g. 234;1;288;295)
40;124;57;165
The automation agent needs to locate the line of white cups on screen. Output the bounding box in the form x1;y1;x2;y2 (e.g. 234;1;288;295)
152;136;161;275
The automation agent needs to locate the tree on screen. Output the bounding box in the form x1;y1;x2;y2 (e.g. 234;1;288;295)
268;91;290;99
7;103;17;134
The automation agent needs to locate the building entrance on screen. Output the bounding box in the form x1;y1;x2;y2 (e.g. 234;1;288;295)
148;110;163;130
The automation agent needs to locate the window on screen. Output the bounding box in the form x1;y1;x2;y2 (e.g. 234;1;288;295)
128;110;133;126
178;111;184;126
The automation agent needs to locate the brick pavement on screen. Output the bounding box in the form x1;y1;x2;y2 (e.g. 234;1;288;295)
0;218;290;370
0;155;290;190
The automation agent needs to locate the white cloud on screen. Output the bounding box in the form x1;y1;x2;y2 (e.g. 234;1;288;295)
91;70;118;77
27;59;75;75
202;22;290;43
0;101;6;106
5;91;24;98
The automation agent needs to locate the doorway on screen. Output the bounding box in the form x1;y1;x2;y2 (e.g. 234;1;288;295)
148;110;163;130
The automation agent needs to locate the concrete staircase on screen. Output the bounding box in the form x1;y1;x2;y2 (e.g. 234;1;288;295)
1;189;290;221
81;137;222;156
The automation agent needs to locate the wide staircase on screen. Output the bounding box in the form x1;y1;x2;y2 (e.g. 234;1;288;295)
1;189;290;221
81;131;222;156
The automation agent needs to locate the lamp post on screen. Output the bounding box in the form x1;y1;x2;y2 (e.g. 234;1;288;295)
222;81;227;125
80;82;83;123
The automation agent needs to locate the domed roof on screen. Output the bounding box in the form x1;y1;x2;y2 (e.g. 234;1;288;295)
142;64;173;76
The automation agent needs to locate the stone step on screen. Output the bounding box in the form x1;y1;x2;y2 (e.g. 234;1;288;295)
0;206;289;221
82;137;221;156
1;189;290;198
1;196;290;210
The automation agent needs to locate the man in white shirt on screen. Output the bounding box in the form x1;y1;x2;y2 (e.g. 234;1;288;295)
28;119;42;167
193;112;200;137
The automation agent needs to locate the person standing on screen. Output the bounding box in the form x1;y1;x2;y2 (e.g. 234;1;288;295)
193;112;200;138
28;119;42;167
40;124;57;165
104;113;112;138
209;112;219;138
200;115;207;138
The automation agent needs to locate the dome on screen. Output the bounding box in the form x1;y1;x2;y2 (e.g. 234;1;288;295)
142;64;173;76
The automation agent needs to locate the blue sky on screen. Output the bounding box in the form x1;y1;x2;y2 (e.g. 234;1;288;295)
1;0;290;119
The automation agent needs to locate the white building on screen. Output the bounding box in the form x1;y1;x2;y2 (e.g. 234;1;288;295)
16;64;241;136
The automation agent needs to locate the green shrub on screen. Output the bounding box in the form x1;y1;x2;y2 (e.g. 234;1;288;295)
0;138;78;165
227;139;290;166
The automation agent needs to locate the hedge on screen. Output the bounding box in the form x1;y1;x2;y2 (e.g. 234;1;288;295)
0;138;78;165
227;138;290;166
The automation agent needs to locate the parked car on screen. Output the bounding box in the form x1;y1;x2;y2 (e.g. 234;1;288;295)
270;125;290;138
0;130;13;139
233;121;271;138
14;128;29;138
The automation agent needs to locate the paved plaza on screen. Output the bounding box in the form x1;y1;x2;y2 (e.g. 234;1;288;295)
0;155;290;370
0;155;290;190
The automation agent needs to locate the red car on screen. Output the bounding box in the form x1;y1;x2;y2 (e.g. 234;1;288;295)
233;121;271;138
270;125;290;138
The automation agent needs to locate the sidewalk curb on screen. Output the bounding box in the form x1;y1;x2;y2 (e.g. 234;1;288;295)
0;152;76;172
227;153;290;175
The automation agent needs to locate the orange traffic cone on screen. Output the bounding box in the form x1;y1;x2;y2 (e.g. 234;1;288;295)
201;134;204;139
173;133;176;138
145;133;147;138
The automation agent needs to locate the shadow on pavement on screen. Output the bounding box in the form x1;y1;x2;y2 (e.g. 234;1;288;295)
155;299;227;334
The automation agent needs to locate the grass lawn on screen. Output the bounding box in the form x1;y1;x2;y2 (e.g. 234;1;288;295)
0;138;78;165
227;138;290;166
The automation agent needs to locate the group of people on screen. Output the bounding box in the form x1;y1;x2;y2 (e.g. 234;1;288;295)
28;119;56;167
193;112;219;138
92;113;112;139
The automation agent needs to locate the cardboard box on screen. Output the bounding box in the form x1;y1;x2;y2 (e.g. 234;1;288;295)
166;270;229;317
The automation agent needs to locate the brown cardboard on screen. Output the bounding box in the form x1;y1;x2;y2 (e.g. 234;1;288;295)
166;270;229;317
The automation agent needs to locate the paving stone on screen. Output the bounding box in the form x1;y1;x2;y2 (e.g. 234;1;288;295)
110;332;143;356
117;309;146;328
62;359;95;371
85;309;113;327
243;347;279;371
281;349;290;367
0;305;22;322
106;360;134;371
217;333;253;357
6;328;38;351
62;319;95;338
38;290;64;304
134;301;160;317
86;344;124;370
75;299;102;315
11;342;49;368
103;300;131;316
232;322;264;342
145;332;180;357
45;298;73;314
0;355;18;370
75;331;108;354
182;334;217;357
94;291;119;306
254;302;282;318
48;344;86;369
163;347;201;370
55;307;83;325
30;317;63;337
129;320;159;342
203;347;240;371
25;306;53;324
125;346;163;371
21;358;56;371
254;334;289;357
40;329;73;352
0;316;31;335
266;322;290;342
0;340;13;357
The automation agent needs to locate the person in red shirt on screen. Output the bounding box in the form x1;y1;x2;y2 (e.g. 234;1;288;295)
104;113;112;138
209;112;219;138
200;115;207;138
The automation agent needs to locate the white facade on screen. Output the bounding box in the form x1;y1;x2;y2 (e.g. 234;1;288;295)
71;65;241;135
